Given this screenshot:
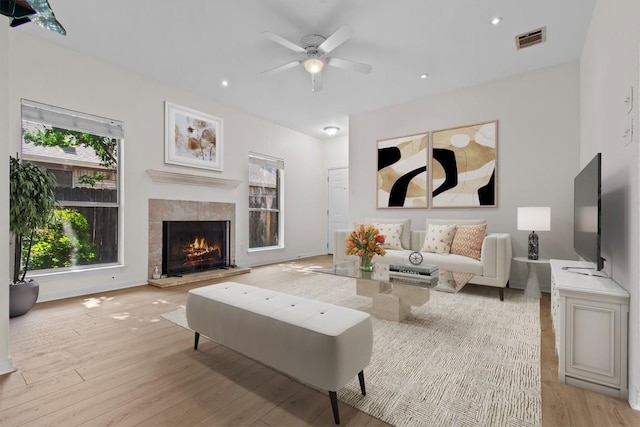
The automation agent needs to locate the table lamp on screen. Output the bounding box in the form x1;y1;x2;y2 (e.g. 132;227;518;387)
517;207;551;260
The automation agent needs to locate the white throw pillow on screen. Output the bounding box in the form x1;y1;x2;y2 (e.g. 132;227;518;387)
421;223;457;254
373;223;403;250
365;218;411;249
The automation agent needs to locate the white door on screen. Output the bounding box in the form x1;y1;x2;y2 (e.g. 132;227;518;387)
327;167;349;254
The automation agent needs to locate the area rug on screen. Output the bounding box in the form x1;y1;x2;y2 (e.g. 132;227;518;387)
162;274;541;427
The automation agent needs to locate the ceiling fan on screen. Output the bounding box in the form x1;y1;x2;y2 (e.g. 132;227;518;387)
261;26;372;92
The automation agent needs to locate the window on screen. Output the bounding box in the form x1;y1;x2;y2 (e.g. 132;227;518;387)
249;153;283;249
20;99;122;271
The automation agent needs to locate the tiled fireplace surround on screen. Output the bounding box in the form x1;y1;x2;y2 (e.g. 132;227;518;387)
148;199;235;279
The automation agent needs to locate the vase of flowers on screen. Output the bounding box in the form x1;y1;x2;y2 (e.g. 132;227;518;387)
345;224;386;272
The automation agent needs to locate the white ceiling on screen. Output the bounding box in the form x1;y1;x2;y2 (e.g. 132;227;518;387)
16;0;595;140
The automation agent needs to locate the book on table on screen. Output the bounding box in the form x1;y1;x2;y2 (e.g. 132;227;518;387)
388;272;439;287
389;263;438;275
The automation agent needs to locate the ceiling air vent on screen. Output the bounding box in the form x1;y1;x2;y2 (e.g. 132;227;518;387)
515;27;546;50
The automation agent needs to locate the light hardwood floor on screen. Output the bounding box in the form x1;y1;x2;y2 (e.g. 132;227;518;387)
1;255;639;426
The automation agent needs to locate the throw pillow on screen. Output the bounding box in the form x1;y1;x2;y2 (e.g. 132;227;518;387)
373;223;403;250
421;224;456;254
365;218;411;249
450;223;487;260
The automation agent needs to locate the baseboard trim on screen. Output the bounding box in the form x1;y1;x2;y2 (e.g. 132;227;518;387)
0;357;16;376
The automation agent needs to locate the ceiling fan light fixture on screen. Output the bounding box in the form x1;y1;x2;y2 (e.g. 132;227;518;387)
303;57;325;74
323;126;340;136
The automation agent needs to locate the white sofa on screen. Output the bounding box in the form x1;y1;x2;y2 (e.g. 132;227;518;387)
333;218;512;300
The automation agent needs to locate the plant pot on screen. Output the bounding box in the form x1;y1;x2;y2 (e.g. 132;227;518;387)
10;279;39;318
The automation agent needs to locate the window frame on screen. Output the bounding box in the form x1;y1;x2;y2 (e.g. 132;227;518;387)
20;99;123;273
248;152;284;251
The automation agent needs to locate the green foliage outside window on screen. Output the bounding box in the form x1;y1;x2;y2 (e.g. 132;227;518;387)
28;208;97;270
22;127;117;168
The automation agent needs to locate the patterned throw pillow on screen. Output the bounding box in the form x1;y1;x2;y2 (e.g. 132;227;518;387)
450;223;487;260
421;224;456;254
374;223;404;250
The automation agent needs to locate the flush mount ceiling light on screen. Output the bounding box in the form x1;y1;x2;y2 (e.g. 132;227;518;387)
221;80;229;87
303;57;325;74
420;73;429;79
323;126;340;136
491;17;502;26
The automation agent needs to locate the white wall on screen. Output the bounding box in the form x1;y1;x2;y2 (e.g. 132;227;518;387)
4;31;328;302
323;135;349;170
0;21;14;374
580;0;640;409
349;62;581;287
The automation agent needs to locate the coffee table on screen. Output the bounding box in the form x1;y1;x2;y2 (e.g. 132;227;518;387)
315;261;437;322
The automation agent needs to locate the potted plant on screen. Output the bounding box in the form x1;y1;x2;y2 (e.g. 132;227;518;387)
9;155;57;317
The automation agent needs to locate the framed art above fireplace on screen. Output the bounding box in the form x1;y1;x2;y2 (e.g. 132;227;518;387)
165;102;224;172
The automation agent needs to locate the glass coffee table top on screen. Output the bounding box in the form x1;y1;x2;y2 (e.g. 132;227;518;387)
315;261;438;288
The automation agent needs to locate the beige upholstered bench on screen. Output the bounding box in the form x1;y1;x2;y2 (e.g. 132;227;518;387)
186;281;374;424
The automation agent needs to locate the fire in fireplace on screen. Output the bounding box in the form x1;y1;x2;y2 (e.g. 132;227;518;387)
162;220;230;276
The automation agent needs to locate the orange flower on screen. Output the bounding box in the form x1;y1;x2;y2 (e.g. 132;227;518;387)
344;223;386;259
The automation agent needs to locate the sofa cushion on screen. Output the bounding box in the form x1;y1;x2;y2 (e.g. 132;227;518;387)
373;223;404;250
451;223;487;260
421;223;456;254
425;218;486;227
366;218;411;249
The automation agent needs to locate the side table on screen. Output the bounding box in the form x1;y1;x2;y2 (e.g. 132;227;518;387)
513;256;549;298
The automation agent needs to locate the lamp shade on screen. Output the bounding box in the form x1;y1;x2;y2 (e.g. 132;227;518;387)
517;207;551;231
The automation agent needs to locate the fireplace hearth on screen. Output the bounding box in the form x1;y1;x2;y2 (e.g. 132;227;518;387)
162;220;230;276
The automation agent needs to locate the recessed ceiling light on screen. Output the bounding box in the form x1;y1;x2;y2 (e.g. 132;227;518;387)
491;17;502;26
221;80;229;87
420;73;429;79
323;126;340;136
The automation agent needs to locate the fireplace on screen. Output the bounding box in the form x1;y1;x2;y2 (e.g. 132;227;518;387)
162;220;230;276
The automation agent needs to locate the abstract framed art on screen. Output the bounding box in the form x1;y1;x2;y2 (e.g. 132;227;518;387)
377;132;428;208
165;101;223;171
430;120;497;208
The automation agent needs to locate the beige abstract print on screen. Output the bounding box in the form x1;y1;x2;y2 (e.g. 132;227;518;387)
377;133;428;208
431;121;497;208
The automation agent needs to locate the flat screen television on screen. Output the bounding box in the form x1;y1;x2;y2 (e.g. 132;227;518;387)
573;153;603;270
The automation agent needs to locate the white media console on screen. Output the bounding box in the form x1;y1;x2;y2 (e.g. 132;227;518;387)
550;259;629;398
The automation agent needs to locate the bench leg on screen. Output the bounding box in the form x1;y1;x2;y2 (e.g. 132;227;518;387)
194;332;200;350
358;370;366;396
329;391;339;424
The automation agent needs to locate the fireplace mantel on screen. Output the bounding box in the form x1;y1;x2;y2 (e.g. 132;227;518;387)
146;169;242;189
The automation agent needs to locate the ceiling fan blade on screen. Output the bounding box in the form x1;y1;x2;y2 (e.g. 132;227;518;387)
262;31;306;54
326;57;372;74
261;60;302;75
311;73;323;92
318;25;352;54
